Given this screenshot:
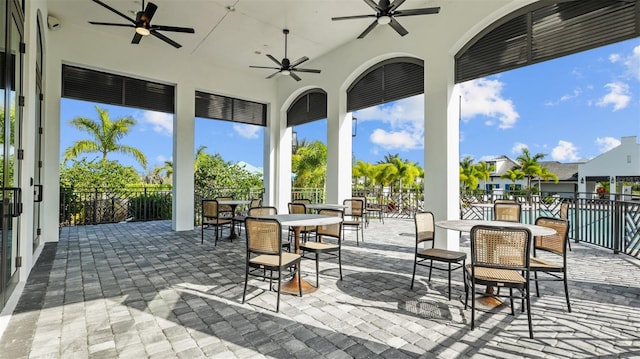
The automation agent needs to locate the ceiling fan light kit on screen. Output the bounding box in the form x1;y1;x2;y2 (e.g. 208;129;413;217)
332;0;440;39
89;0;195;48
249;29;321;81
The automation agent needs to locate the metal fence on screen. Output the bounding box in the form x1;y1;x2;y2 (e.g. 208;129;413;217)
59;186;172;226
460;191;640;258
59;186;640;258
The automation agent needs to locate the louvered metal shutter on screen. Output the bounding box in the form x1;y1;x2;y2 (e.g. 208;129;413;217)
62;64;175;113
286;89;327;127
195;91;266;126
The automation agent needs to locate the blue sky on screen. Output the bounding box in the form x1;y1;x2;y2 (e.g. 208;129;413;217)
60;38;640;173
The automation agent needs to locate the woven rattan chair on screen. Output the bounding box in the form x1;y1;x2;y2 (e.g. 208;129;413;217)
494;199;517;204
242;217;302;312
233;198;262;236
288;202;315;242
366;195;384;224
300;209;343;287
559;202;572;251
343;198;364;245
215;196;234;219
293;198;312;205
201;199;232;246
531;217;571;312
465;225;533;339
247;207;291;251
493;202;522;222
411;212;467;300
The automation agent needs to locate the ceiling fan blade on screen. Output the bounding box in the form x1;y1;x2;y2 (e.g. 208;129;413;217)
249;66;281;70
290;56;309;68
151;30;181;48
388;0;406;11
132;32;143;44
143;2;158;22
357;20;378;39
266;71;280;79
394;7;440;16
91;0;136;23
290;72;302;81
292;68;321;74
363;0;380;11
151;25;195;33
332;14;376;21
266;54;283;66
88;21;134;28
388;17;408;36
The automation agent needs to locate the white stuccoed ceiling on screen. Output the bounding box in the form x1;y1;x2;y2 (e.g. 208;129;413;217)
48;0;440;74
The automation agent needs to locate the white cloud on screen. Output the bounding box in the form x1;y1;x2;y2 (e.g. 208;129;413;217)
458;78;519;129
155;155;171;163
624;45;640;81
596;82;631;111
595;137;621;153
511;142;528;154
233;123;261;139
609;53;621;63
142;111;173;135
551;140;580;161
369;129;423;151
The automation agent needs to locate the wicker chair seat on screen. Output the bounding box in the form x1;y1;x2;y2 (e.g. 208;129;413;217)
465;265;526;284
250;252;300;268
203;218;232;226
300;241;338;251
418;248;467;262
530;256;562;270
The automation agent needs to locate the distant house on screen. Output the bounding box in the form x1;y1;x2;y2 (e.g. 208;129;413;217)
578;136;640;198
480;156;581;196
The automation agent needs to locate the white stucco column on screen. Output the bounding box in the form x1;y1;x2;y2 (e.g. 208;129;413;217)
326;90;352;204
424;55;460;251
274;108;292;213
172;84;195;231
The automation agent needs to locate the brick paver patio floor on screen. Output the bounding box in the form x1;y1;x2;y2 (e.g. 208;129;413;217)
0;218;638;358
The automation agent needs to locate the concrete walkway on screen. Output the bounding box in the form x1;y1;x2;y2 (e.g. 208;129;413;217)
0;218;638;358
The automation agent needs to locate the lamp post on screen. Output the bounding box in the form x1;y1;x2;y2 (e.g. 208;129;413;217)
292;129;297;154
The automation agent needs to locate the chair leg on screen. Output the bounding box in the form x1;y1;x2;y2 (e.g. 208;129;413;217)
534;271;540;297
276;270;282;313
447;262;452;301
410;256;417;289
338;249;343;280
509;288;515;315
428;259;434;282
201;225;205;244
470;281;476;330
564;271;571;312
214;225;219;246
315;253;320;288
526;281;533;339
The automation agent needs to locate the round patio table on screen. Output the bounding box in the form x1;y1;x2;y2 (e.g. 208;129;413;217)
258;214;343;295
305;203;347;211
217;200;250;240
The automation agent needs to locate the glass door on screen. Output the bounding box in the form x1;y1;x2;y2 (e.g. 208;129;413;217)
0;0;24;307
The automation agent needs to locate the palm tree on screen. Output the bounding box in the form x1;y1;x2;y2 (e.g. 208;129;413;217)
515;148;545;189
390;157;420;192
501;168;526;184
377;153;400;164
459;156;479;192
536;166;559;192
292;140;327;188
352;160;375;188
474;161;494;193
63;106;147;169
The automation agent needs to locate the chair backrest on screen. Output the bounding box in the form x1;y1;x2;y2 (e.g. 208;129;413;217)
316;209;343;240
293;198;312;205
414;211;435;248
202;199;221;219
534;217;569;257
249;198;263;208
559;202;569;220
245;217;282;255
215;196;233;213
494;199;517;204
353;196;367;208
470;225;531;270
343;198;364;217
248;206;278;216
288;202;307;214
493;202;522;222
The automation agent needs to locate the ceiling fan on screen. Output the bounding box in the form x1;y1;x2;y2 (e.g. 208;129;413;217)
332;0;440;39
250;29;321;81
88;0;195;48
